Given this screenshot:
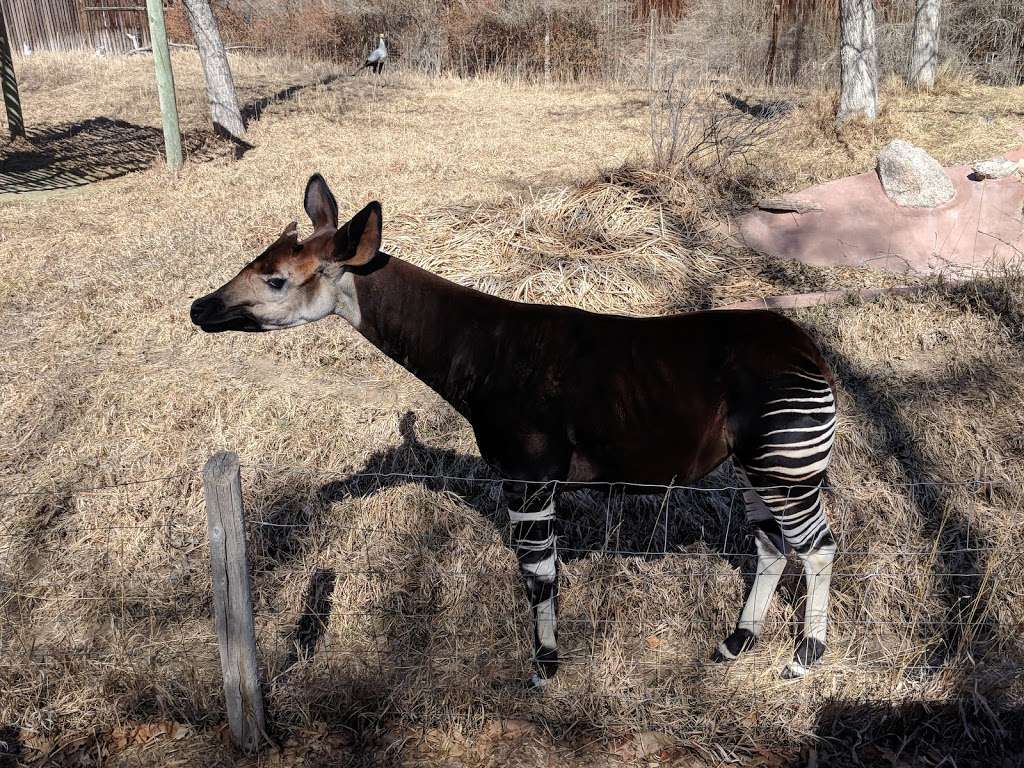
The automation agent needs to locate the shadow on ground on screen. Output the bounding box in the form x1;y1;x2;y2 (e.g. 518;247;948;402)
813;697;1024;767
241;73;346;123
0;117;222;195
720;92;796;120
316;411;749;568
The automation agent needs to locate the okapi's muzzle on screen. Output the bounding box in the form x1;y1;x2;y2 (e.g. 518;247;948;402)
190;292;265;333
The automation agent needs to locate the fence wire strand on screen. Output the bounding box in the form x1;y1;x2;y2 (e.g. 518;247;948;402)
2;462;1022;719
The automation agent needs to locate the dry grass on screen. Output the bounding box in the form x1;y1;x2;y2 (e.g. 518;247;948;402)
2;52;1024;767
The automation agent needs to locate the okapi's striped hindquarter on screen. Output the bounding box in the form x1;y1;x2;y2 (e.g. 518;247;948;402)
190;175;839;684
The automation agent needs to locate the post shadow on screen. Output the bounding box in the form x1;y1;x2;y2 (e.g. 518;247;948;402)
281;567;337;671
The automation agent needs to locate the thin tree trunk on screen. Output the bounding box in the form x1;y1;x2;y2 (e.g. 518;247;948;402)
648;6;656;91
788;0;809;84
182;0;246;141
837;0;878;123
764;1;781;84
909;0;941;89
543;7;551;85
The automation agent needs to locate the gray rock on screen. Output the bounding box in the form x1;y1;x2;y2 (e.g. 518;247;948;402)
972;158;1021;180
876;139;955;208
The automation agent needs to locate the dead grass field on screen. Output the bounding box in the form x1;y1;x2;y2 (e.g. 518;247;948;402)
2;53;1024;767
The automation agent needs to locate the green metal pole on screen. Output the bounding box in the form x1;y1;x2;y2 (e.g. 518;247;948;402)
0;0;25;139
146;0;183;170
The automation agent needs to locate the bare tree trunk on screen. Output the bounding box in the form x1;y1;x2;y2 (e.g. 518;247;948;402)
182;0;246;141
543;7;551;85
648;6;656;91
837;0;878;123
909;0;941;89
764;1;781;84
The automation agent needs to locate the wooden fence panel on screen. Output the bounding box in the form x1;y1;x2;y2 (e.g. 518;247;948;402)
1;0;150;54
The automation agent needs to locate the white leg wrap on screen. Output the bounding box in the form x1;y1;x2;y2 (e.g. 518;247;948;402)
798;545;835;643
534;597;557;650
737;536;787;634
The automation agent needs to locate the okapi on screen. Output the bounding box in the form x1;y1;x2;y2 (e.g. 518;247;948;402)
190;174;839;684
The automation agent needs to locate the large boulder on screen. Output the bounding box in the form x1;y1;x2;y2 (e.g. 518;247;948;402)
876;139;955;208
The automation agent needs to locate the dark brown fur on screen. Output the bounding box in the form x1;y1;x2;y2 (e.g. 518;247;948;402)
346;254;833;487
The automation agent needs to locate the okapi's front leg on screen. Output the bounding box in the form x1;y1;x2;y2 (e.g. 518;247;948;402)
504;480;560;687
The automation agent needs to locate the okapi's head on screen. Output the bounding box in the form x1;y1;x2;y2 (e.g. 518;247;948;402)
190;174;381;333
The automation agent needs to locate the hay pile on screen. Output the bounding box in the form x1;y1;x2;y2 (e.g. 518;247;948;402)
2;54;1023;767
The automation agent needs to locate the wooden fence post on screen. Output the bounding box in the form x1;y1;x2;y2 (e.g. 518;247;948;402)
0;1;25;139
203;451;266;753
145;0;183;170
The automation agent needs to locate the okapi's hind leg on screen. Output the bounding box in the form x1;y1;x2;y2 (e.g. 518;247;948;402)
503;480;560;688
783;536;836;678
717;364;838;675
713;471;837;677
741;474;836;677
713;476;788;662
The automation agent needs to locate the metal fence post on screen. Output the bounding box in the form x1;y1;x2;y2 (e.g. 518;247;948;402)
145;0;183;170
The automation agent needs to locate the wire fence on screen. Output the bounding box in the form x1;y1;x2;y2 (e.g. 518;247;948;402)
1;460;1022;740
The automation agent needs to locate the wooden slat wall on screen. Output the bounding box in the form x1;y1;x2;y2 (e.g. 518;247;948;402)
1;0;150;54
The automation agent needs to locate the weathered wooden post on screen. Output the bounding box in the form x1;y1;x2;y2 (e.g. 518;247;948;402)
203;451;266;753
0;0;25;139
145;0;183;169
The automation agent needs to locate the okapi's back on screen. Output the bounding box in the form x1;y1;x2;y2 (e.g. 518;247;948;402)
503;306;834;486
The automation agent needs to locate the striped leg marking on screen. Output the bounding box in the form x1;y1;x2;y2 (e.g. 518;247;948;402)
506;483;559;687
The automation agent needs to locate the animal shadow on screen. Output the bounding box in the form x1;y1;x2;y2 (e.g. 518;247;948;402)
319;411;757;570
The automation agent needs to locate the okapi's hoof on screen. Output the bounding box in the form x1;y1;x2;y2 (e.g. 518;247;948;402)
526;673;550;690
712;628;756;662
527;647;558;689
781;637;826;678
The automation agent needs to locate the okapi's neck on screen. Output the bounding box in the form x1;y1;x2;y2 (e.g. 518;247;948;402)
338;253;499;416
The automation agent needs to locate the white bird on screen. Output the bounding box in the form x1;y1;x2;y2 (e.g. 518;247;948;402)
22;43;32;57
352;34;387;76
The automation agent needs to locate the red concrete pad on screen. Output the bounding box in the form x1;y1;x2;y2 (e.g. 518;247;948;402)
738;146;1024;276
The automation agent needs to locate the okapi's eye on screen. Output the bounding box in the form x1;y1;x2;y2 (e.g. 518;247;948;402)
266;277;287;290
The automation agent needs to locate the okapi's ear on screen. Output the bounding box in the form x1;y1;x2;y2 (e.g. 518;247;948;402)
333;201;382;266
304;173;339;231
